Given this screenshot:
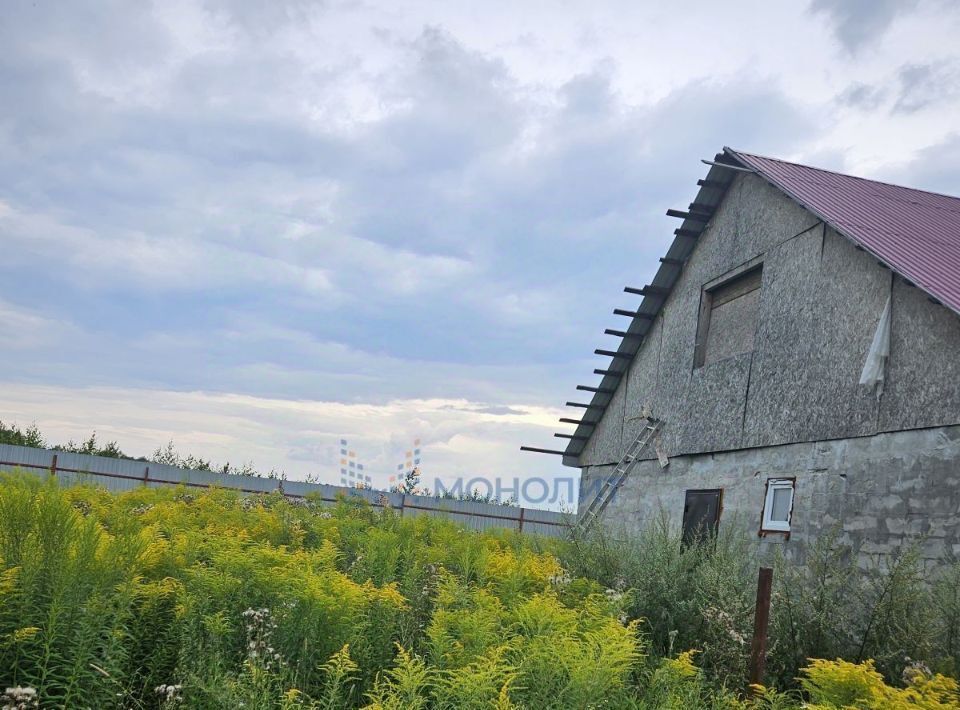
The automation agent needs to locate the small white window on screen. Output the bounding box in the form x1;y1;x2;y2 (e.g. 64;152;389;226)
761;479;794;533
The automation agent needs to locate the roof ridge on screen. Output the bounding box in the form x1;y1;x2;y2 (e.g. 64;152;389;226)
725;147;960;202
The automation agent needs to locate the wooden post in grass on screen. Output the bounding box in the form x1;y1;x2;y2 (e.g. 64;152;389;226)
748;566;773;692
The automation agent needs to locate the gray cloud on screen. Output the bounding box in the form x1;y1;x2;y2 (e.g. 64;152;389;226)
202;0;319;37
0;14;817;406
894;61;960;113
836;81;886;110
438;403;529;416
810;0;918;52
890;133;960;196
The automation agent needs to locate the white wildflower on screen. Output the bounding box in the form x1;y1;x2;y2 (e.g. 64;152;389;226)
2;687;38;710
902;659;932;685
154;684;184;704
604;588;624;603
242;607;285;670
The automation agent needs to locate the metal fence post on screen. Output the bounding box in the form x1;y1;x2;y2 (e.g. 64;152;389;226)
49;454;58;479
749;566;774;691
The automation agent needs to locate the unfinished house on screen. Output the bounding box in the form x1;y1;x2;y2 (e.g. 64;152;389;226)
533;148;960;566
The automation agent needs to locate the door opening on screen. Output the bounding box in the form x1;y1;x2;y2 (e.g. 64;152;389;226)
682;488;722;546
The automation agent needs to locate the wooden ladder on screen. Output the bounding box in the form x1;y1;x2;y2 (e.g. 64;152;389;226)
574;418;662;534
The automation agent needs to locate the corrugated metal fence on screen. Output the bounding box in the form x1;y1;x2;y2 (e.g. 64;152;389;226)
0;444;572;537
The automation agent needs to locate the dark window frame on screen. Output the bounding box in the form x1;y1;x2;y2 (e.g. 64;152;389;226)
694;259;764;369
681;488;723;547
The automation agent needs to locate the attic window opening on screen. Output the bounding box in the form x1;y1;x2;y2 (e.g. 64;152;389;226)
694;264;763;367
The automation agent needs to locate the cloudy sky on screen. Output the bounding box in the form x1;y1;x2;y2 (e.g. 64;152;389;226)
2;0;959;506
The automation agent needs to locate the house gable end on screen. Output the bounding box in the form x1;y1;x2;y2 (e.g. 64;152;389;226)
566;152;960;469
574;171;850;466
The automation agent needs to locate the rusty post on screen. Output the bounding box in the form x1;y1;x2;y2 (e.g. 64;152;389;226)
518;506;525;533
749;566;773;691
49;454;58;479
143;466;150;486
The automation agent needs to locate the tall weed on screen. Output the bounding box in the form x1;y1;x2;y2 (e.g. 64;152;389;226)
769;529;938;686
562;512;755;685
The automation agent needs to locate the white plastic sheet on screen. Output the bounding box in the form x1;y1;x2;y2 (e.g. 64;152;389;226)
859;295;891;399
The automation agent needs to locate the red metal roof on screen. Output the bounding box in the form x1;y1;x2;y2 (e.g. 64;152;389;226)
727;148;960;316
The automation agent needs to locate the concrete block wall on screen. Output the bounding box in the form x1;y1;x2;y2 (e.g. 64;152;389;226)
581;425;960;568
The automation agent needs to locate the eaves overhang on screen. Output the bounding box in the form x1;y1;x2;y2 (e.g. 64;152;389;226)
558;151;749;467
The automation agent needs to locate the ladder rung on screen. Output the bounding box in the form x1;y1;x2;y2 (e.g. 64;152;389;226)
575;418;661;534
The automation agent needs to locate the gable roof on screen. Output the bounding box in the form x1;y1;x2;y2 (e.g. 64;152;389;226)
558;147;960;466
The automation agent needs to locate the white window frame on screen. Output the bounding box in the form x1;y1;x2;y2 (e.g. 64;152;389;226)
761;478;794;533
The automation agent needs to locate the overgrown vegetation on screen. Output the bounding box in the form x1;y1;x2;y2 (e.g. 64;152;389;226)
563;517;960;696
0;473;958;709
